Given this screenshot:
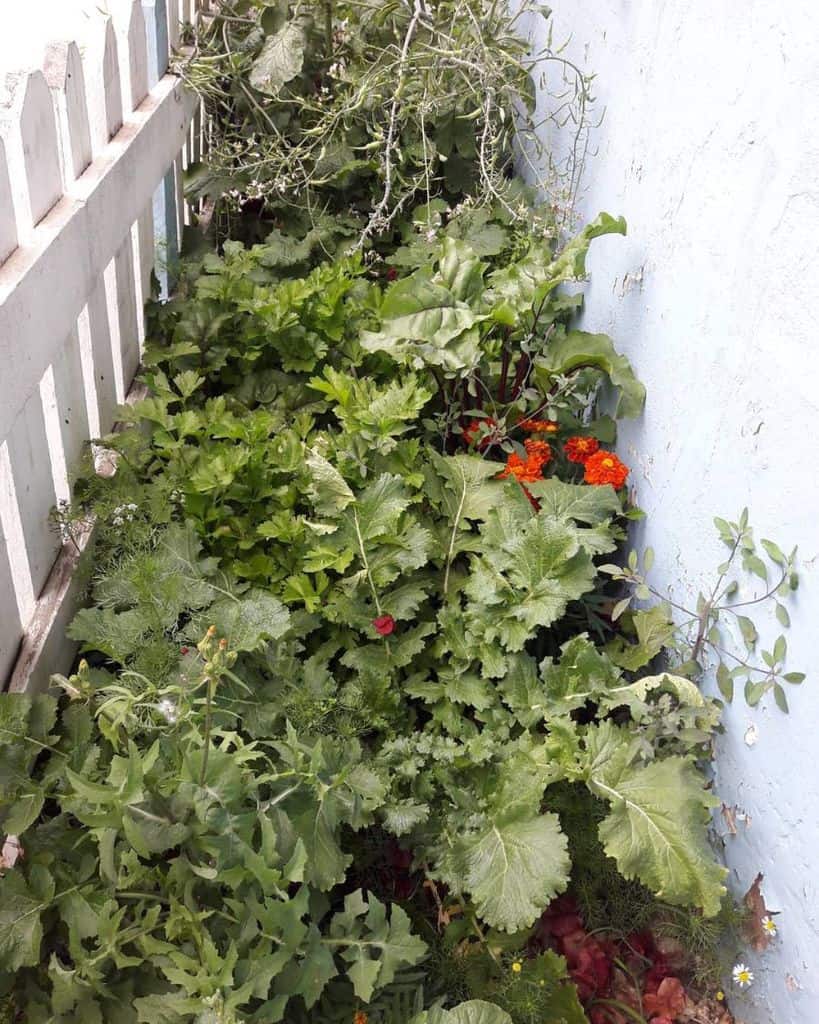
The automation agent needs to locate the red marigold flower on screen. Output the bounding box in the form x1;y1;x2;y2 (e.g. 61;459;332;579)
499;451;545;483
523;438;552;464
564;435;600;464
584;449;629;488
463;417;497;449
373;614;395;636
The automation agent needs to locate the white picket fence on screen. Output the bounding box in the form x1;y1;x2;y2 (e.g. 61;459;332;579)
0;0;211;692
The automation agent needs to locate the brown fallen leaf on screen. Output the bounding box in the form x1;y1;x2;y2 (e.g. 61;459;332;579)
0;834;23;869
742;873;776;952
721;803;738;836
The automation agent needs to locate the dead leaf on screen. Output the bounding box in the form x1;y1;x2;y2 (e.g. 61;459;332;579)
0;834;23;869
643;977;688;1019
721;803;738;836
742;873;776;952
785;973;800;992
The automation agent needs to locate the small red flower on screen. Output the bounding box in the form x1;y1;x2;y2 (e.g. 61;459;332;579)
373;614;395;636
386;267;398;281
564;435;600;464
463;417;497;449
180;646;190;655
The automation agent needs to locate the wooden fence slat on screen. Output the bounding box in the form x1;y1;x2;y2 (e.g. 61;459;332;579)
113;0;150;114
143;0;170;88
43;41;93;184
50;329;92;491
0;74;197;441
5;394;61;599
114;238;141;390
0;527;22;684
78;279;119;435
0;71;64;240
0;138;17;265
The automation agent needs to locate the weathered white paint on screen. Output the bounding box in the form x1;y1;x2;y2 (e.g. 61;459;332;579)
0;0;203;691
522;3;819;1019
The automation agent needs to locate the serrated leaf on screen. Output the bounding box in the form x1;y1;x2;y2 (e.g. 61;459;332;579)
0;868;53;969
445;811;570;932
305;450;355;517
249;21;305;95
585;723;726;916
525;477;621;524
191;589;291;651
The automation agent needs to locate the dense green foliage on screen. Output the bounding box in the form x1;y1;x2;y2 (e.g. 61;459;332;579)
0;4;802;1023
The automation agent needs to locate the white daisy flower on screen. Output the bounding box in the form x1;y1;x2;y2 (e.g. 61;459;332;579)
733;963;754;988
762;915;778;936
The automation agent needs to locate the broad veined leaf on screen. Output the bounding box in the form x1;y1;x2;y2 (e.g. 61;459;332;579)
599;672;708;716
444;809;570;932
539;634;623;715
0;866;54;969
526;477;622;524
467;514;597;649
189;589;291;651
249;21;306;95
418;1002;514;1024
305;449;355;517
486;212;627;322
537;330;645;419
584;723;727;915
361;269;486;371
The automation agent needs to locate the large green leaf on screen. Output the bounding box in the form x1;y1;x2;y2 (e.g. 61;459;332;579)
190;589;291;651
584;723;727;915
466;512;597;649
361;267;486;372
607;605;675;671
249;21;305;95
418;1002;514;1024
486;212;627;322
444;810;570;932
538;330;645;419
0;867;53;969
526;477;622;524
305;450;355;517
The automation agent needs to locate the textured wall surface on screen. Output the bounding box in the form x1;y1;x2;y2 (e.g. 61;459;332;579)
520;3;819;1021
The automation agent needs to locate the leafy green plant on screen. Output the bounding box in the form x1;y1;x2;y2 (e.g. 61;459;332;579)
178;1;593;242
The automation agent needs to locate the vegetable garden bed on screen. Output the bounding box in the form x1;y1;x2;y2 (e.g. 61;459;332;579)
1;3;799;1022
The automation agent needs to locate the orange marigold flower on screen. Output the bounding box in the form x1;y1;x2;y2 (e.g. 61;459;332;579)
463;417;497;448
499;452;543;483
564;435;600;464
584;450;629;488
353;1013;369;1024
523;438;553;464
519;418;559;434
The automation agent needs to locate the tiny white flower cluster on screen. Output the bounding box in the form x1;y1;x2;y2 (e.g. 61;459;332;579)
157;699;178;724
111;503;138;527
328;59;347;78
170;488;184;505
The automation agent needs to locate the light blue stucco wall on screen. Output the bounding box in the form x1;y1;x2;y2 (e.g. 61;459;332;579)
520;3;819;1021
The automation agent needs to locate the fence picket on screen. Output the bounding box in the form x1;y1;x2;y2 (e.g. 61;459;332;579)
0;71;64;240
5;395;61;599
43;41;93;183
0;138;17;265
0;0;196;691
0;528;22;684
